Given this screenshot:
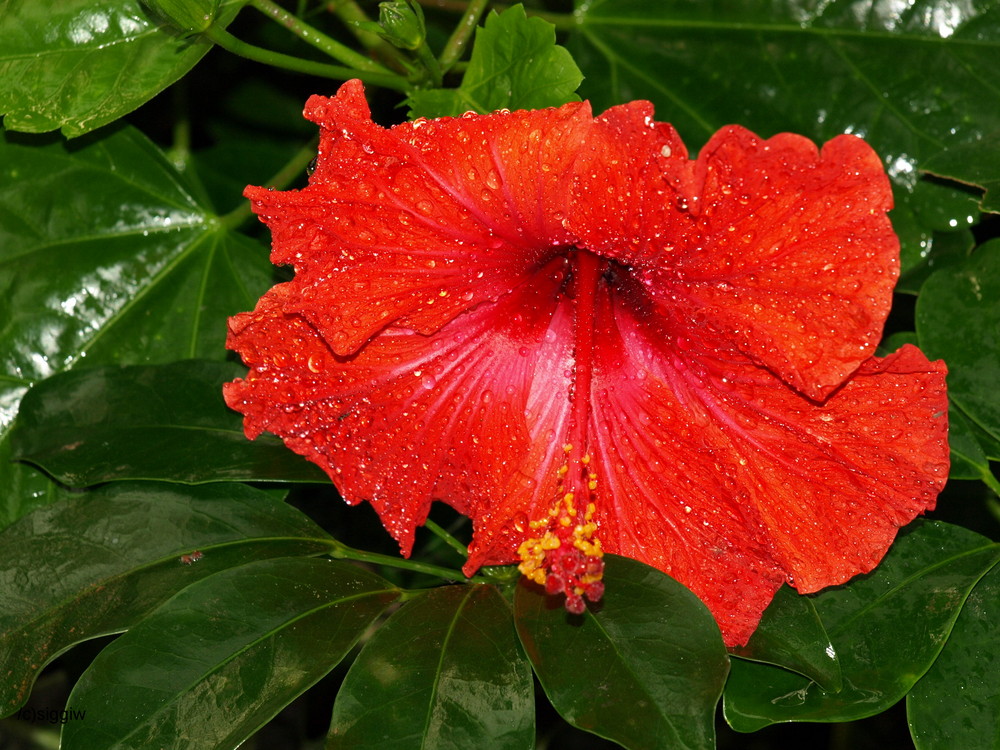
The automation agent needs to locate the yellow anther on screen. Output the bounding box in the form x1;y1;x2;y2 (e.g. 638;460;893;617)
563;443;573;453
581;454;591;465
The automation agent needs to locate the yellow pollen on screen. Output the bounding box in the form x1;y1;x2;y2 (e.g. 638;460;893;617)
516;452;605;613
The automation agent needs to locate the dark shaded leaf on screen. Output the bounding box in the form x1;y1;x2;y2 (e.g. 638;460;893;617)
515;555;727;750
10;360;326;486
61;558;399;750
723;522;1000;730
908;560;1000;749
0;0;244;136
329;585;534;750
917;239;1000;442
0;482;332;715
923;132;1000;214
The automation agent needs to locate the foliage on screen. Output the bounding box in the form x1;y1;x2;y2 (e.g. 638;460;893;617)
1;1;999;748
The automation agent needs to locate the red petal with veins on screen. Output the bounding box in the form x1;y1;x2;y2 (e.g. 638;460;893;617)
243;79;589;356
227;81;949;646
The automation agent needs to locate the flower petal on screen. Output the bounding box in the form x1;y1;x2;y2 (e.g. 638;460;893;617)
224;261;572;557
243;80;595;356
662;127;899;399
583;289;948;645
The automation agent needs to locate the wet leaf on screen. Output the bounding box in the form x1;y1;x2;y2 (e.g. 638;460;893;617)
731;585;841;692
10;360;326;486
0;482;332;715
0;125;273;526
515;555;727;750
61;558;399;750
408;5;582;118
923;132;1000;214
916;240;1000;443
908;560;1000;749
0;0;244;136
723;521;1000;730
329;585;534;750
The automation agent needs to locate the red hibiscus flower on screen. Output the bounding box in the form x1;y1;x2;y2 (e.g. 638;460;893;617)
224;79;949;646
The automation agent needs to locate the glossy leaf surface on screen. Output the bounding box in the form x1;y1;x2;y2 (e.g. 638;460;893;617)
61;558;400;750
0;124;273;525
0;0;243;136
723;522;1000;730
731;585;841;692
329;584;534;750
923;133;1000;213
908;560;1000;749
408;5;582;118
0;482;331;714
11;360;326;485
515;555;728;750
916;240;1000;442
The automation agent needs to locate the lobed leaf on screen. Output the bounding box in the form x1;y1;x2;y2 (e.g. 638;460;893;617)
515;555;728;750
328;584;534;750
723;521;1000;730
408;5;583;118
10;360;326;486
0;482;332;715
0;124;274;526
60;557;400;750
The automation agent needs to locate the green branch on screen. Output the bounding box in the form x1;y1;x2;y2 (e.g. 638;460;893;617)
220;137;319;231
424;519;469;558
438;0;489;72
202;25;409;90
328;539;487;582
249;0;395;75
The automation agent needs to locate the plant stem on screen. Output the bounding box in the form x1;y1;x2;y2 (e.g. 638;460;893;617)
325;0;412;71
420;0;577;31
438;0;489;72
424;519;469;557
249;0;394;75
219;136;319;231
329;539;484;582
202;25;408;90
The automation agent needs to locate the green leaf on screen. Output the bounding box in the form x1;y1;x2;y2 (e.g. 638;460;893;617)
10;360;326;486
896;228;974;295
947;407;992;481
515;555;728;750
61;558;400;750
329;584;534;750
916;239;1000;443
0;124;273;526
730;585;841;692
0;0;243;137
923;132;1000;214
723;521;1000;731
408;5;583;118
908;560;1000;749
0;482;333;715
